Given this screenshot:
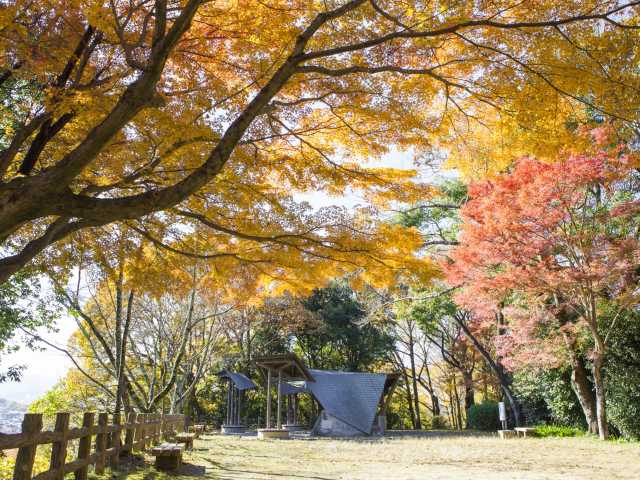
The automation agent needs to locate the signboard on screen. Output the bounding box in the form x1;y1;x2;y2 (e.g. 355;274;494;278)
498;402;507;422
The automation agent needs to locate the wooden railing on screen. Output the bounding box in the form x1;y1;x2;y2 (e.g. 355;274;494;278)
0;412;186;480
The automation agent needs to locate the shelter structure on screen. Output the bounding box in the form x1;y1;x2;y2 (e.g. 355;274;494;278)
308;369;400;436
254;353;399;438
280;381;307;431
254;354;314;439
217;370;256;434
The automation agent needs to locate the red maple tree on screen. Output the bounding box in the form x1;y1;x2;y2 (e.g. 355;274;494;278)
445;131;640;439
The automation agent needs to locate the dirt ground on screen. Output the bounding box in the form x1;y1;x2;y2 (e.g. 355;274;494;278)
104;433;640;480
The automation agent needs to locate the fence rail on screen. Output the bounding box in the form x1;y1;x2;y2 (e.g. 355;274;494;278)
1;412;186;480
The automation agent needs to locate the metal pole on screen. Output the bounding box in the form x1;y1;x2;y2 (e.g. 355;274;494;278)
286;394;291;425
266;369;272;429
234;387;238;424
231;386;236;425
277;370;283;429
227;385;232;426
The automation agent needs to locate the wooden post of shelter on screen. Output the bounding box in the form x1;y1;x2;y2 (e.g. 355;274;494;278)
254;353;315;439
276;369;283;429
266;368;272;429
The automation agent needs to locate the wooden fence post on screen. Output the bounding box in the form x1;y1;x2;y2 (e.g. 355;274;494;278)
2;410;171;480
49;412;70;480
75;412;94;480
109;412;121;468
140;414;148;450
13;413;43;480
123;412;136;454
134;413;143;451
155;414;160;444
94;413;108;474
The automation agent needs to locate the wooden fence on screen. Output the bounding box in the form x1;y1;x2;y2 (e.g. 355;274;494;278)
0;412;186;480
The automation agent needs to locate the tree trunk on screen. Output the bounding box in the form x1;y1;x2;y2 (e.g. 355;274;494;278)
462;370;475;427
408;331;422;429
453;313;522;426
587;299;608;440
401;368;418;429
452;375;463;430
424;364;440;416
115;290;134;415
560;330;598;434
592;346;608;440
570;354;598;434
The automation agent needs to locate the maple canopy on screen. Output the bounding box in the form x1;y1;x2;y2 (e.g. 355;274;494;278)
444;131;640;439
1;0;640;286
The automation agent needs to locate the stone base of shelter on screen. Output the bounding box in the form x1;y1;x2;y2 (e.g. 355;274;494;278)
312;411;366;437
257;428;290;440
282;424;305;432
221;424;247;435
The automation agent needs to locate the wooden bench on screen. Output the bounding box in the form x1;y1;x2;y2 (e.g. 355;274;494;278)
150;443;183;470
515;427;538;438
175;432;196;450
191;424;206;438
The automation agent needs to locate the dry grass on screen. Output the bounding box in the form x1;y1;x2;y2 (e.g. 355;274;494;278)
105;433;640;480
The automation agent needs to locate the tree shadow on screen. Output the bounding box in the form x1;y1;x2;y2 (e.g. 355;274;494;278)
201;456;334;480
179;462;207;476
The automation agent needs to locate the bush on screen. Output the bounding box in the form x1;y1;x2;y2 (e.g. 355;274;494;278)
430;415;447;430
512;367;586;428
601;304;640;440
534;425;584;438
467;400;500;431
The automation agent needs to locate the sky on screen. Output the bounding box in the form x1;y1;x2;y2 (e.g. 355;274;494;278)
1;149;446;405
3;316;76;404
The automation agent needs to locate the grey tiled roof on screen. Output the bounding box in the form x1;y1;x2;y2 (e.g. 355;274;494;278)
306;369;387;434
218;370;257;391
280;381;308;395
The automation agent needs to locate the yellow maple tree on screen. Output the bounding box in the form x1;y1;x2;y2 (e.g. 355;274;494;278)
0;0;639;286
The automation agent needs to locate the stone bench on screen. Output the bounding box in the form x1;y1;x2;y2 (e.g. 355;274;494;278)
514;427;538;438
257;428;290;440
151;443;183;470
498;429;517;439
175;432;196;450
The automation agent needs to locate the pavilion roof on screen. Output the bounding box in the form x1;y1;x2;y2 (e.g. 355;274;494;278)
217;370;257;391
306;369;389;434
253;353;315;381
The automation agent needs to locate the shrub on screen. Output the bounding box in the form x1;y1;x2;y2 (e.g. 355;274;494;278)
512;367;586;428
601;304;640;440
534;425;584;438
467;400;500;431
430;415;447;430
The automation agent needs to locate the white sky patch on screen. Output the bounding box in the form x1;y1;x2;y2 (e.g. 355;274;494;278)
2;315;76;404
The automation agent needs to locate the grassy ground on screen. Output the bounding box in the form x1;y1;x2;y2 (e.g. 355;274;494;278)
100;433;640;480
